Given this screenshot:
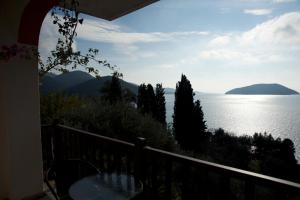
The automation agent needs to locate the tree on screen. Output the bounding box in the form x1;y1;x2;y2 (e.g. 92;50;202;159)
280;138;297;165
192;100;207;150
137;84;147;114
137;83;167;126
173;74;195;149
137;83;155;115
102;72;122;104
154;83;166;126
173;74;207;150
146;84;156;115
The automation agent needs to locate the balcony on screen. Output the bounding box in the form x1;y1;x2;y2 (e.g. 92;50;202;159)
42;124;300;200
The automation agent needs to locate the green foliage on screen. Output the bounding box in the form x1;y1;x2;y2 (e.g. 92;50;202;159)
66;99;174;150
173;74;207;151
202;129;299;182
40;92;83;124
40;93;174;150
251;133;297;180
206;129;251;169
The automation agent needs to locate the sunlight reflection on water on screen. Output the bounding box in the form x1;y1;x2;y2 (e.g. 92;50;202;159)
166;94;300;161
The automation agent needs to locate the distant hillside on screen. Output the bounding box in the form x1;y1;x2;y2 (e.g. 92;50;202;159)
39;75;61;94
40;71;94;94
54;71;94;89
67;76;138;96
40;71;138;96
226;84;299;95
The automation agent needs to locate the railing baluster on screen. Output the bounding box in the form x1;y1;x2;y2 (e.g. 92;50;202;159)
200;169;208;200
165;159;172;200
220;175;231;200
245;179;255;200
75;133;80;159
53;124;63;161
181;165;191;200
98;141;105;172
151;159;159;199
79;133;83;159
134;136;147;196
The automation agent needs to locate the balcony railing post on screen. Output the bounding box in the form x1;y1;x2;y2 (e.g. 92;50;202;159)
245;179;255;200
220;175;230;200
199;168;208;200
134;137;147;186
52;121;63;162
165;158;172;200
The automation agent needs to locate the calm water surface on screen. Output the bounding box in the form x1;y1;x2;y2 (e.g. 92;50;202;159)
166;94;300;161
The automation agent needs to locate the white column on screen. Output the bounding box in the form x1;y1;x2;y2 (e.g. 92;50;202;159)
0;51;44;200
0;1;44;199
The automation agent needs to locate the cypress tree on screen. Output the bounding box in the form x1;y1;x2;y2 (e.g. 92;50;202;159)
137;84;147;113
173;74;195;149
146;84;156;115
102;72;122;104
192;100;207;151
137;83;167;126
173;74;207;150
155;83;166;126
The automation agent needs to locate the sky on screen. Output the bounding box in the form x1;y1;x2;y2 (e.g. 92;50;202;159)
39;0;300;93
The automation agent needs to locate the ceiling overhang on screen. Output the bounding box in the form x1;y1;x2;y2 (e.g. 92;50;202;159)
64;0;159;21
18;0;158;45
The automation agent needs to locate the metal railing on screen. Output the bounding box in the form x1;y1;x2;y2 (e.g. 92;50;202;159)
41;124;300;200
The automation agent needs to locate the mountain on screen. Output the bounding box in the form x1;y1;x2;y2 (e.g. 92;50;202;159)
40;71;94;94
225;84;299;95
67;76;138;96
40;71;138;96
53;70;94;89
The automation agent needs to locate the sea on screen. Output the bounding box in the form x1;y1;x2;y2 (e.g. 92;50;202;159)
165;94;300;161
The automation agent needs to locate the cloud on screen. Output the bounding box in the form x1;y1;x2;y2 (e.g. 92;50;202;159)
39;13;63;63
241;0;298;3
199;49;286;64
199;49;261;64
157;64;177;69
112;43;158;61
199;12;300;64
76;18;209;44
39;11;210;66
272;0;298;3
239;12;300;46
209;35;231;46
244;9;272;15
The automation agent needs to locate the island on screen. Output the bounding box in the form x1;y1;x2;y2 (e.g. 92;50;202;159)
225;83;299;95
